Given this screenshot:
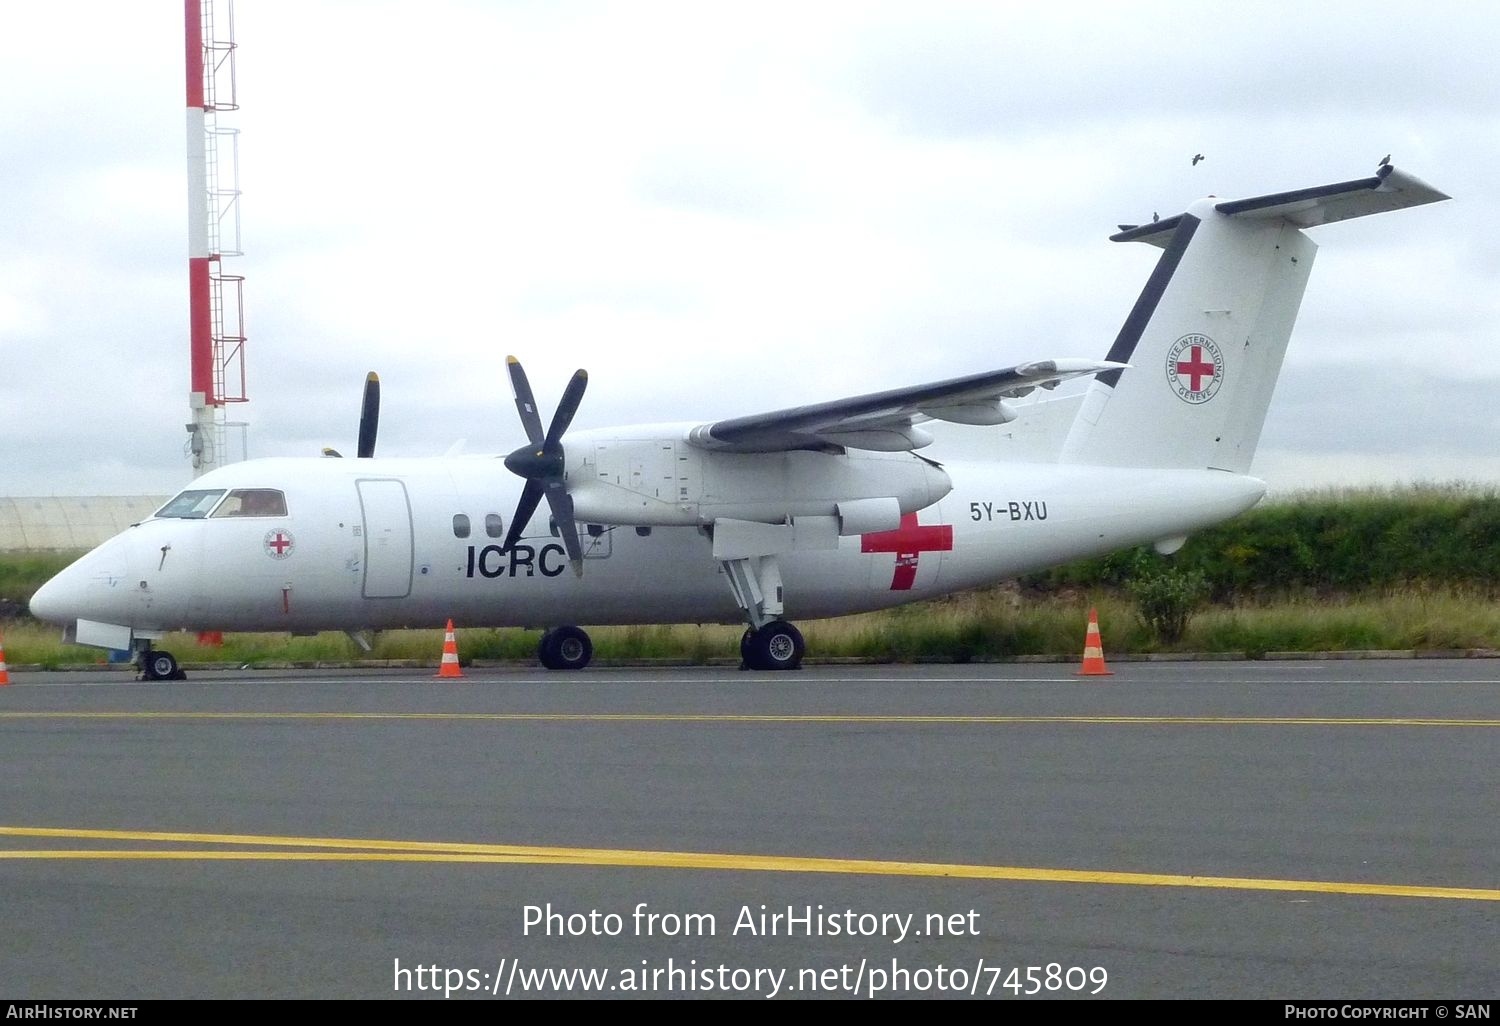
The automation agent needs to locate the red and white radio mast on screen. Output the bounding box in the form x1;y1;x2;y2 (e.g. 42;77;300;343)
184;0;248;476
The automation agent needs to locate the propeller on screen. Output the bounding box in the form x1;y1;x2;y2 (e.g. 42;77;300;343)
321;372;381;458
501;356;588;577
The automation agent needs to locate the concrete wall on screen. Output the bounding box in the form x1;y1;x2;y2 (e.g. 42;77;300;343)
0;496;167;552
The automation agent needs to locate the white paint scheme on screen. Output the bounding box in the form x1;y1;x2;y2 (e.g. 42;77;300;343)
28;457;1263;631
28;164;1448;672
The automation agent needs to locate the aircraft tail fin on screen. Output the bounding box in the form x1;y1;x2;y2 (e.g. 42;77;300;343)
1059;165;1448;473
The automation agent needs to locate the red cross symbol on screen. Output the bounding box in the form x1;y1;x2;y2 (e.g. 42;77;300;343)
860;512;953;590
267;531;293;555
1175;345;1216;392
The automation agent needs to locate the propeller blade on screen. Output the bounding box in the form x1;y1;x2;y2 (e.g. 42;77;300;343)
543;369;588;450
502;358;590;576
506;356;545;446
501;479;545;553
544;480;585;577
357;372;380;458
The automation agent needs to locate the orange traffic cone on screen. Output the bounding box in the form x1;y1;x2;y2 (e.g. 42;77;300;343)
435;620;464;679
1077;608;1113;677
0;630;10;685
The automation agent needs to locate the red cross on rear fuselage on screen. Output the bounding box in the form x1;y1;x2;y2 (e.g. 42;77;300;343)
860;512;953;590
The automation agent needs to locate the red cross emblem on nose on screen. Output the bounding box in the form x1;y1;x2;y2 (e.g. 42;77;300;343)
264;530;295;559
860;513;953;590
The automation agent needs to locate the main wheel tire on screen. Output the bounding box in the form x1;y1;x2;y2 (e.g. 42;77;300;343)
142;650;180;681
540;625;593;671
537;631;559;670
747;621;804;671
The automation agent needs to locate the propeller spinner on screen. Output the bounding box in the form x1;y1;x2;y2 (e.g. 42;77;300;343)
501;356;588;577
322;372;381;458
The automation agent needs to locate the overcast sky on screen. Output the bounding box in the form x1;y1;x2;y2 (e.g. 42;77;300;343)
2;1;1496;497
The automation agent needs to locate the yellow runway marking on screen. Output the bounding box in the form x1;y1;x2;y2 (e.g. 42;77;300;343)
0;826;1495;902
1;712;1496;726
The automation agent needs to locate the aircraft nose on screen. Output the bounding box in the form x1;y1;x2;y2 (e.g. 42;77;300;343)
28;571;77;626
27;537;133;627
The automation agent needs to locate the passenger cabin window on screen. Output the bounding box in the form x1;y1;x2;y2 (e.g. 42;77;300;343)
210;489;289;518
484;514;504;538
155;489;226;519
453;514;471;538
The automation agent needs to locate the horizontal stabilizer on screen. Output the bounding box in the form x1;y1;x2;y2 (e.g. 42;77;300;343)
1112;164;1448;248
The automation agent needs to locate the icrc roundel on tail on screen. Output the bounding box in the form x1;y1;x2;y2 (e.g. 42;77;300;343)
1166;334;1224;405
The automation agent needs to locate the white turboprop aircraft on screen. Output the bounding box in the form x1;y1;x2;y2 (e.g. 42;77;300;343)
30;163;1448;678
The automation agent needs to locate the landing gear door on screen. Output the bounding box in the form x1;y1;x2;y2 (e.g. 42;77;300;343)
357;479;414;598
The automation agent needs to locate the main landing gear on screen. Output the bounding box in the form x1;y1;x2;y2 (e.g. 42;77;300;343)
534;539;811;671
538;625;593;671
530;620;806;672
721;549;805;671
136;645;185;681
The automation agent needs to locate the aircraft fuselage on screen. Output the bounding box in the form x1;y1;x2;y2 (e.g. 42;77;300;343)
31;453;1264;639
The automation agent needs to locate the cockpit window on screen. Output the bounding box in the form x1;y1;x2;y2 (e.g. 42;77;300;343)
210;489;289;518
154;489;226;519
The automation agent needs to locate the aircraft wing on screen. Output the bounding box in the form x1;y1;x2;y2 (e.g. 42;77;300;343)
686;358;1123;453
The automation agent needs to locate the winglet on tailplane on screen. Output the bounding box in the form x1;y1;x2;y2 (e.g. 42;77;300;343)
1058;163;1448;473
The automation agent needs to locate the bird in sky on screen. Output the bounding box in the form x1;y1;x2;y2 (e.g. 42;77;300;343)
1379;154;1391;166
1192;153;1205;166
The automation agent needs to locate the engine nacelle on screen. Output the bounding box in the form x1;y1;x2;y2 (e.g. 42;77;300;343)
565;433;951;527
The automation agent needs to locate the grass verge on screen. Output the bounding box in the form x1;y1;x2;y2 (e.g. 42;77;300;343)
4;586;1498;668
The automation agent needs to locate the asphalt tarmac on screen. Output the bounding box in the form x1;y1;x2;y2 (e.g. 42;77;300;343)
0;660;1496;1000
